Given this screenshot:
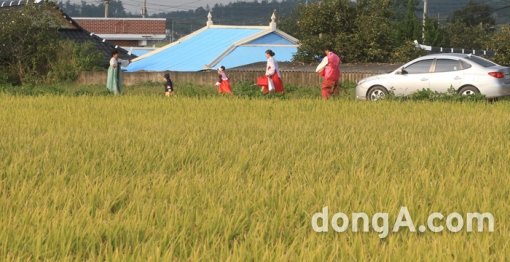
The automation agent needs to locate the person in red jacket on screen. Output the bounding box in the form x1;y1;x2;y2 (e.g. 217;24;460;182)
316;47;341;100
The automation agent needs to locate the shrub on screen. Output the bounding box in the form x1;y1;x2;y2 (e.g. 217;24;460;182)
390;41;426;63
0;4;59;84
46;41;103;83
389;88;486;102
487;25;510;66
0;4;103;85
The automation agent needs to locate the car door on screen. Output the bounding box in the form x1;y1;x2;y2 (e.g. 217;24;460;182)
428;59;465;93
391;59;433;96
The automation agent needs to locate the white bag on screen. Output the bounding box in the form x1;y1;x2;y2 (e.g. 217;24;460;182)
316;56;329;73
268;77;275;92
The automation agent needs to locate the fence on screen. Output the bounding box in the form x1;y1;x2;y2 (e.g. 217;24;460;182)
77;71;377;87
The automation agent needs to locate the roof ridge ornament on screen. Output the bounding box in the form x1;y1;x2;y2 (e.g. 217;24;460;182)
270;10;277;31
206;11;213;27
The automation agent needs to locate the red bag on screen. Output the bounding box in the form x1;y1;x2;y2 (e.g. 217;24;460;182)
257;76;268;86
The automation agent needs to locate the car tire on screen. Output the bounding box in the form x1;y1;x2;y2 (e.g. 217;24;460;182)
367;86;389;101
458;85;480;96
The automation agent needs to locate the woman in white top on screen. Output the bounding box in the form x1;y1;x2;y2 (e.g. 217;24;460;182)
106;50;131;95
264;49;284;94
215;66;232;94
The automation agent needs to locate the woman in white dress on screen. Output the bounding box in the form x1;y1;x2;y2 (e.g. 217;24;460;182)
264;49;284;94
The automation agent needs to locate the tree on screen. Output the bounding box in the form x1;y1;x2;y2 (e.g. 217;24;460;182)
0;3;102;85
389;0;420;44
451;0;495;30
293;0;399;63
63;0;79;16
441;1;495;50
293;0;357;62
402;0;420;41
109;0;127;17
352;0;396;62
0;4;60;84
443;21;488;50
423;17;447;46
487;25;510;65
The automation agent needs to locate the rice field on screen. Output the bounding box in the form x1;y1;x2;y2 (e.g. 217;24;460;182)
1;92;510;260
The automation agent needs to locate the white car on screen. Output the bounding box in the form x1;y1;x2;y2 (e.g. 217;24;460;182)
356;54;510;100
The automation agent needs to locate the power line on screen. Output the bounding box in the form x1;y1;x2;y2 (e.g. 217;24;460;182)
76;0;206;11
492;5;510;13
60;0;209;17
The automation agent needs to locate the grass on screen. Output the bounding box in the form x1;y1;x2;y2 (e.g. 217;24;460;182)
1;81;496;102
1;84;510;260
0;81;357;99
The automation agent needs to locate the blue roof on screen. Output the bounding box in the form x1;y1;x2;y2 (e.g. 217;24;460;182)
126;26;299;72
247;32;294;45
218;46;296;69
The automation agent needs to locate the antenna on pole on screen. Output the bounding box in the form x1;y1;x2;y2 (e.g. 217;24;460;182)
104;0;110;18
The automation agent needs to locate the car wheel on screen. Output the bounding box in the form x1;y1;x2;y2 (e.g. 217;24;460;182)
367;86;388;101
458;85;480;96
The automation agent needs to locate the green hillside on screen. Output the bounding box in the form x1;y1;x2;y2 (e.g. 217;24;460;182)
150;0;304;38
58;0;509;39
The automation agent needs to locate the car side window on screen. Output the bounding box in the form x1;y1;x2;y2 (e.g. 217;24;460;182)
404;60;433;74
435;59;462;73
460;60;472;70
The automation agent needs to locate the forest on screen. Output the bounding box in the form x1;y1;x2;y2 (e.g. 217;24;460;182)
58;0;510;38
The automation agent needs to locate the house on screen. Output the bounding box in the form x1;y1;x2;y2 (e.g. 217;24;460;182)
73;17;167;48
126;12;299;72
0;0;134;67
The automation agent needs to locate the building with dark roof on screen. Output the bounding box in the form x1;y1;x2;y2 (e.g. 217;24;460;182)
73;17;167;48
0;0;135;67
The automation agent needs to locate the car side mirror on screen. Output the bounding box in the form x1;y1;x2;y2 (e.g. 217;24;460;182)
400;68;408;75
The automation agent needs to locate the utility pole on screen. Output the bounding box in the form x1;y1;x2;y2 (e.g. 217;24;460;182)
171;19;174;42
422;0;428;43
104;0;110;18
142;0;148;18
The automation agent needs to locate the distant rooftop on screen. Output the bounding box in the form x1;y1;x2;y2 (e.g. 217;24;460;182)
73;17;166;36
73;17;166;21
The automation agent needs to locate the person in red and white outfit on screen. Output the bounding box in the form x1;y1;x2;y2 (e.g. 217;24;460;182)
215;66;232;94
264;49;284;94
316;46;341;100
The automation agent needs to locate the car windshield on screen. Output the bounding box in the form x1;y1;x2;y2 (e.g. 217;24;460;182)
466;56;497;68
